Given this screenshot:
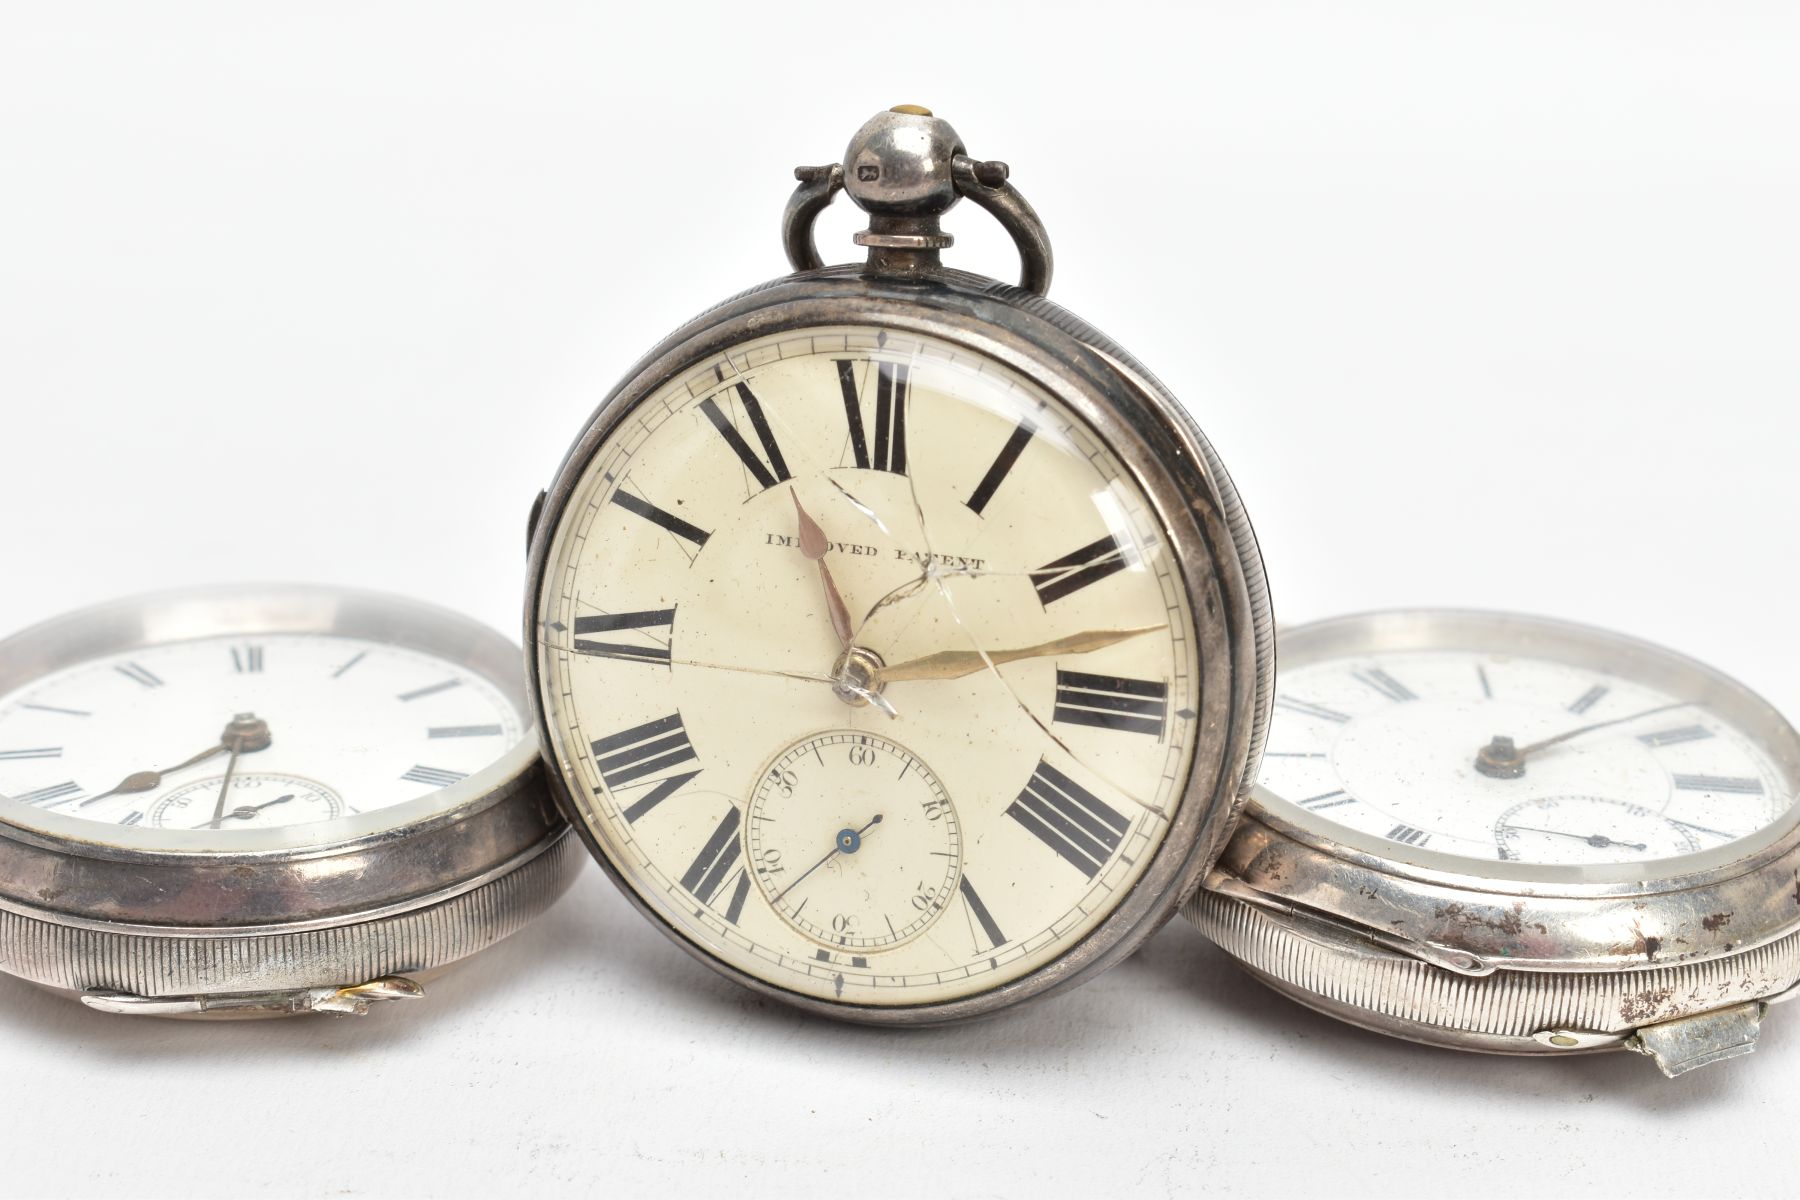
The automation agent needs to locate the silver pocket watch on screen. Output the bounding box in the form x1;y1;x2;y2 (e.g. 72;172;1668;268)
1185;609;1800;1075
523;106;1274;1024
0;585;581;1017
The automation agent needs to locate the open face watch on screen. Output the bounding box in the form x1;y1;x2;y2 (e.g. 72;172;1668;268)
1184;610;1800;1075
0;585;580;1017
525;107;1274;1023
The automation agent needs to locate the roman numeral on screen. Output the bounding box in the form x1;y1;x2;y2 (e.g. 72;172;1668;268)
13;781;80;807
680;806;745;907
1006;759;1130;878
958;875;1007;951
572;608;674;665
398;678;462;702
1639;725;1714;748
1673;774;1764;796
591;713;703;822
0;747;61;760
966;419;1035;515
1568;684;1609;715
1299;790;1355;810
1387;824;1431;847
231;645;264;673
1352;667;1416;702
1031;534;1130;606
1053;670;1167;737
332;650;367;678
1274;697;1351;724
20;703;90;717
836;360;909;474
611;490;711;553
700;383;790;491
119;810;143;826
401;765;467;788
116;661;163;689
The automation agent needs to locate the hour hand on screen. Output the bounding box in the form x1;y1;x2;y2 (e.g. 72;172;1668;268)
876;626;1164;683
80;743;228;806
792;488;856;650
79;713;272;807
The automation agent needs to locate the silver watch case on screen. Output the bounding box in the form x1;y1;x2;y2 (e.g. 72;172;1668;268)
1185;609;1800;1074
0;585;581;1017
525;264;1275;1025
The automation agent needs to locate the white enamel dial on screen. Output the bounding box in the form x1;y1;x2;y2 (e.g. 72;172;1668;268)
0;631;523;842
1259;618;1794;869
536;325;1205;1007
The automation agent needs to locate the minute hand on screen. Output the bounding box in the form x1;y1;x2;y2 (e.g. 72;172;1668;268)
876;626;1163;684
1515;701;1692;759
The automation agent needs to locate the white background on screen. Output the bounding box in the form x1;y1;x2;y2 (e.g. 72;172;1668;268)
2;3;1797;1197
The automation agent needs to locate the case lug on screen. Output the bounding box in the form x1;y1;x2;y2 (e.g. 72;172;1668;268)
1626;1001;1766;1077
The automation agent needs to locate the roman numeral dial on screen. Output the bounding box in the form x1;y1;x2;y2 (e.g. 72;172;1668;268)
0;627;525;835
1255;620;1791;871
534;325;1206;1009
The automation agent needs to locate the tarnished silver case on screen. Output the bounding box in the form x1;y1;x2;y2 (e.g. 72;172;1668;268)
0;585;581;1016
1186;609;1800;1072
525;265;1276;1025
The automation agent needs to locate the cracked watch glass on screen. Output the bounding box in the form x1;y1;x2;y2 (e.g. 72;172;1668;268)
535;327;1204;1009
526;107;1271;1023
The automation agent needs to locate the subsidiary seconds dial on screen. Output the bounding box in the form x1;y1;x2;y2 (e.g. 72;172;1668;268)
746;731;960;950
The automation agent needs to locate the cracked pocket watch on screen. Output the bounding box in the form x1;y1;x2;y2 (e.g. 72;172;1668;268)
1184;609;1800;1075
525;106;1274;1023
0;585;581;1017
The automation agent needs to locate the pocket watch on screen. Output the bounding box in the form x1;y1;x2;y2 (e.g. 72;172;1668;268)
1184;609;1800;1075
524;106;1274;1023
0;584;581;1017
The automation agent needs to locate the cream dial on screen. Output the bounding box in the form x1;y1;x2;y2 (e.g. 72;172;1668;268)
536;325;1203;1007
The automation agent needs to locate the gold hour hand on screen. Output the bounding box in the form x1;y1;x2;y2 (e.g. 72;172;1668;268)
79;713;273;807
80;743;228;806
876;626;1164;684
